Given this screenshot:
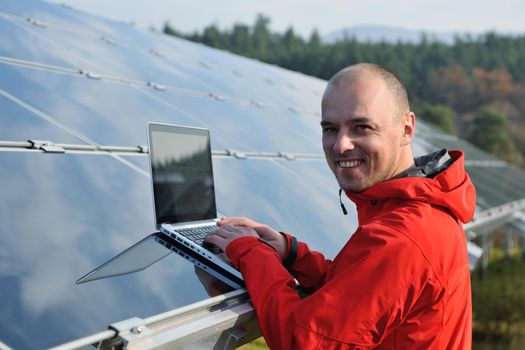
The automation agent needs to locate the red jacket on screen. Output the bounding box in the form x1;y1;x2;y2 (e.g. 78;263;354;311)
227;150;476;349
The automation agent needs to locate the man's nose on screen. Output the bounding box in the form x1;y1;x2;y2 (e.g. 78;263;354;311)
333;132;355;154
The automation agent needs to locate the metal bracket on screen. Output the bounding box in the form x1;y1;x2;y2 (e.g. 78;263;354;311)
79;70;102;80
138;145;149;153
26;18;47;28
227;149;247;159
147;82;167;91
149;49;162;57
250;100;265;108
278;152;296;161
199;61;212;69
108;317;153;347
100;36;116;46
27;140;65;153
209;92;226;102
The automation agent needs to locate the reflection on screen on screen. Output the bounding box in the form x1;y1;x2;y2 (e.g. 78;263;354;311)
151;130;216;224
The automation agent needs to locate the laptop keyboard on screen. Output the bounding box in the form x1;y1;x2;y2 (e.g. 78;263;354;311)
176;225;218;246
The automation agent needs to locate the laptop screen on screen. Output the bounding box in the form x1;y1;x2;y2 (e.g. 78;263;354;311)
148;124;217;226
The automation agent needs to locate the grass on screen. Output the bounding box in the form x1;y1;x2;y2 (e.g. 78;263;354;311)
238;337;268;350
472;247;525;349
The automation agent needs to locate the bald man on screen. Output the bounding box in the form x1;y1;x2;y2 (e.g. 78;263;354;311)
206;63;475;349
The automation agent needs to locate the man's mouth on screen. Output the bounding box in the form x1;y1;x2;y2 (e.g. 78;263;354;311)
337;160;363;168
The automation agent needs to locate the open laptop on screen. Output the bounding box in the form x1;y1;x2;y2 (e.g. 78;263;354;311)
147;122;243;283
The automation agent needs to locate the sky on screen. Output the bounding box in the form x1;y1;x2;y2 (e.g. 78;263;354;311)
47;0;525;38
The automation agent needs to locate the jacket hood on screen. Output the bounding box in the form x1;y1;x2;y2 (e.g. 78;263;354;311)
347;150;476;223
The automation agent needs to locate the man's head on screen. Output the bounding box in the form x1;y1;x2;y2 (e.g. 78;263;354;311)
321;63;416;193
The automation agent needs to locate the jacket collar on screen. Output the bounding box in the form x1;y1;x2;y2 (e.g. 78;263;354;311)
345;150;476;224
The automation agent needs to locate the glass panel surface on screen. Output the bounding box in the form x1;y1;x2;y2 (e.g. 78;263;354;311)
467;167;512;209
0;65;185;147
0;13;82;70
0;151;221;349
469;165;525;205
149;90;323;154
0;92;89;143
0;64;324;153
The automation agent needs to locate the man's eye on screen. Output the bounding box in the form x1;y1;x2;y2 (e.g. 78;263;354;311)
355;125;371;131
322;127;337;133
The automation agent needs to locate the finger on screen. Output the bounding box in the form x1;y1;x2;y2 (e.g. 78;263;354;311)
257;226;279;240
220;224;250;234
203;234;228;251
209;227;235;238
219;217;256;228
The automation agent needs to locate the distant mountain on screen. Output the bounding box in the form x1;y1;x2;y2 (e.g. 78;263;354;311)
323;25;462;44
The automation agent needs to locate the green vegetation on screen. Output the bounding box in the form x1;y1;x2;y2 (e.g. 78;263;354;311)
164;16;525;167
238;337;268;350
472;249;525;349
468;108;523;164
418;103;456;134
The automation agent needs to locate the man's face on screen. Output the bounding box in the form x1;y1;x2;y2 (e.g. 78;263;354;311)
321;77;408;193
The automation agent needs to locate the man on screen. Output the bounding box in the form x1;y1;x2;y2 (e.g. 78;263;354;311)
205;63;475;349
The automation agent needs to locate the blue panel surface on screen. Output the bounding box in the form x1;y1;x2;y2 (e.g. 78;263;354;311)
0;152;217;349
0;65;187;147
0;64;323;153
0;91;88;143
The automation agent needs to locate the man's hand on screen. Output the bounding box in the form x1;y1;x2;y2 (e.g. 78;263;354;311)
204;217;287;259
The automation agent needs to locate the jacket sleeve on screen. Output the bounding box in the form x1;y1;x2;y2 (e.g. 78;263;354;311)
226;225;433;350
281;232;332;291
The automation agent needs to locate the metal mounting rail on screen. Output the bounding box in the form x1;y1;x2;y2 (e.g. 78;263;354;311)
48;288;259;350
0;55;320;118
0;140;149;155
47;330;117;350
0;140;513;164
464;198;525;233
0;139;325;160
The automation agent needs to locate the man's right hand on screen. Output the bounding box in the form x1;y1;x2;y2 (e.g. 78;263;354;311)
218;217;288;260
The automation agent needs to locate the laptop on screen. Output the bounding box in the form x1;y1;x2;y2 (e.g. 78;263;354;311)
147;122;244;283
75;230;243;289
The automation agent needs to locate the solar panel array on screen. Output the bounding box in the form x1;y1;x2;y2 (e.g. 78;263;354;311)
1;0;525;348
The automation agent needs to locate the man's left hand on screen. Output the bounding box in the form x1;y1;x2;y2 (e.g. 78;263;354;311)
204;223;259;253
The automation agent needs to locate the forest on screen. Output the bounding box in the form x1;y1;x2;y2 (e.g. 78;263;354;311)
164;15;525;166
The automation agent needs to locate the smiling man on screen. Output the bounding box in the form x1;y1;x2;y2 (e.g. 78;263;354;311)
205;63;476;349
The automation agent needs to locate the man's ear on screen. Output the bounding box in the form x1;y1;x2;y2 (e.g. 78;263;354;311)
400;112;415;146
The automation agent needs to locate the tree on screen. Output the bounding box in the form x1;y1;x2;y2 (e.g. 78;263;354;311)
419;103;456;134
163;22;182;37
252;14;271;59
201;24;227;49
426;66;474;112
468;108;523;164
